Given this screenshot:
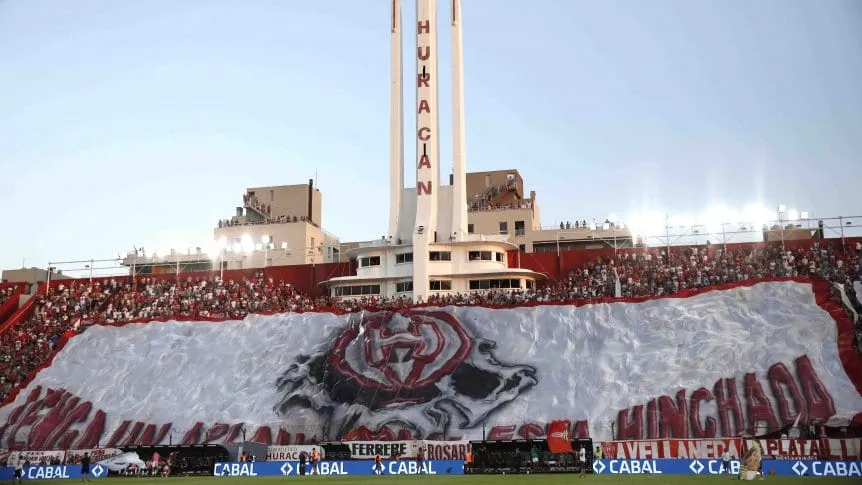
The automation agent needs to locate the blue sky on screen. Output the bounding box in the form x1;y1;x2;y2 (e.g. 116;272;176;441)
1;0;860;273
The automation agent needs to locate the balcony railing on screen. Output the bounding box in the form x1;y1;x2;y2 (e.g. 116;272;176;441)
469;200;533;212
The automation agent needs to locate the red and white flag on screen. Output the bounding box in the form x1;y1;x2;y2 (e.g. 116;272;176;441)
547;420;573;454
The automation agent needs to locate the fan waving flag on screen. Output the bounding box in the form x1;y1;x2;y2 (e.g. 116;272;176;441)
547;420;574;454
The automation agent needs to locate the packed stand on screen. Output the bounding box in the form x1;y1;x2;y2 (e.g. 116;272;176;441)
329;242;862;332
553;242;861;301
1;241;860;406
101;272;317;323
0;281;118;402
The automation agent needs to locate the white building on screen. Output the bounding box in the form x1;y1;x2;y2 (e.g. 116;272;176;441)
323;0;544;302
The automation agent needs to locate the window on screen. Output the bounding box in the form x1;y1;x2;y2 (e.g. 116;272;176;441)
518;244;526;252
495;252;504;262
515;220;526;236
359;256;381;267
499;222;508;235
333;284;381;297
467;224;474;234
396;252;413;264
526;280;535;290
468;251;494;261
396;281;413;293
485;174;491;187
270;189;274;202
429;251;452;261
430;280;452;291
468;279;522;290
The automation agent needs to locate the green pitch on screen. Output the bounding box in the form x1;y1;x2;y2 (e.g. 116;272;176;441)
31;476;859;485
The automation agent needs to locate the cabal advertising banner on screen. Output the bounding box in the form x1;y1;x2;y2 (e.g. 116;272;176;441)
211;460;464;477
591;459;862;477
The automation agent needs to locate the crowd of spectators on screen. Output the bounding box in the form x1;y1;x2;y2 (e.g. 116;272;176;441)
218;214;308;228
101;272;317;323
243;193;271;218
559;219;622;230
0;281;117;402
0;241;860;404
0;286;18;307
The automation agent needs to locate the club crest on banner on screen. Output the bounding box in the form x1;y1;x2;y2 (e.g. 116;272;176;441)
273;310;538;440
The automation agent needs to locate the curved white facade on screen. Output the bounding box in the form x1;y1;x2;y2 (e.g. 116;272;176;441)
324;0;543;301
328;238;543;300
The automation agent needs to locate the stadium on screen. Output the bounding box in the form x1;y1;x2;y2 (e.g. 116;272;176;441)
1;0;861;483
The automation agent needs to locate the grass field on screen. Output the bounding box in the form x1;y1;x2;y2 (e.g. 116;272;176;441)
22;476;858;485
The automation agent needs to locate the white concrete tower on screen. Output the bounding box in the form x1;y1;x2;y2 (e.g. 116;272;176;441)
450;0;468;240
388;0;404;241
412;0;440;302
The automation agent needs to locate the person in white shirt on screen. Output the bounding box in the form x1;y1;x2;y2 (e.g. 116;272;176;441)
11;455;24;484
579;446;587;477
721;450;731;474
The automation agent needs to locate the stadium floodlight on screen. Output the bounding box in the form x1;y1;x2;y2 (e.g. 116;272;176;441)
787;209;799;222
241;234;254;253
628;210;666;237
281;241;288;250
262;235;272;245
703;205;732;234
255;243;263;251
800;211;809;219
777;204;787;214
743;203;771;229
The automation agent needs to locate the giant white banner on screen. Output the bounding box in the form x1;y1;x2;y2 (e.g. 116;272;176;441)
1;280;860;449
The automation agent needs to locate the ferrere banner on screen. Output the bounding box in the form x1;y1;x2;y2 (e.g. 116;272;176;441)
590;459;862;477
344;441;471;460
211;460;464;477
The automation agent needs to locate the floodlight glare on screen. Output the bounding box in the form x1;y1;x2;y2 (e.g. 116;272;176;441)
777;204;787;213
787;209;799;222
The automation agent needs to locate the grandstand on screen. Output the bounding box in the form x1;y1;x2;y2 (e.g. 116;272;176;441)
1;0;861;480
1;236;860;413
